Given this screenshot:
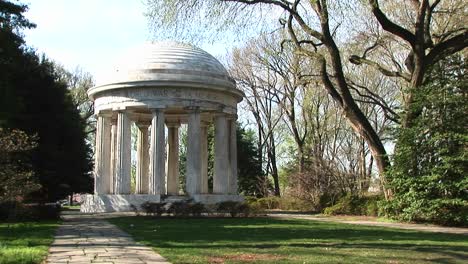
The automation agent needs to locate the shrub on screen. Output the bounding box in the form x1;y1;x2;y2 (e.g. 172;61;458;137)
28;204;61;220
141;202;166;217
256;197;281;210
249;196;313;212
130;204;140;216
323;194;381;216
168;201;191;217
0;201;21;220
0;203;61;221
188;203;205;217
216;201;253;217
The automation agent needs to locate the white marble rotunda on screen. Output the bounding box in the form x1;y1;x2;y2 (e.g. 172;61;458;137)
81;41;244;213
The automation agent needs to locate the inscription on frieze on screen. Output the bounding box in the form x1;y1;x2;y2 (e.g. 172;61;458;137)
96;87;237;108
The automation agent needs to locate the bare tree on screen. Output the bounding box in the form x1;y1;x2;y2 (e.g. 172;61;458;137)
229;44;284;196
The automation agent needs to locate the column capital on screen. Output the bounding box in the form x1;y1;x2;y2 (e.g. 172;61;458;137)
166;122;181;128
97;111;113;118
136;121;151;128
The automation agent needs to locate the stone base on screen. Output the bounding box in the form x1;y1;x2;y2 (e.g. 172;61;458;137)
80;194;244;213
191;194;244;204
80;194;161;213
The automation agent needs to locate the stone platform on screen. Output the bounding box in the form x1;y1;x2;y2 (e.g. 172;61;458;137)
81;194;244;213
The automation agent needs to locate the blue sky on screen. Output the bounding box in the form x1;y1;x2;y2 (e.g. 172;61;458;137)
23;0;228;83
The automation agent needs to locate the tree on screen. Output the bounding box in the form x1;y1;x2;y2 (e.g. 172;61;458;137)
229;42;285;196
350;0;467;127
383;55;467;226
0;0;35;126
0;128;39;203
146;0;467;199
236;124;265;197
0;0;93;201
56;66;96;137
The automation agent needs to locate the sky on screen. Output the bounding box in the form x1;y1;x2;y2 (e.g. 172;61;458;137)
22;0;228;84
21;0;268;138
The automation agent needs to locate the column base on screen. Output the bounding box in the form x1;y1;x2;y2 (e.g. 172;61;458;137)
80;194;161;213
191;194;244;204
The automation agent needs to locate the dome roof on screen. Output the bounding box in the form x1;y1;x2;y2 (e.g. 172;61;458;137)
90;41;236;98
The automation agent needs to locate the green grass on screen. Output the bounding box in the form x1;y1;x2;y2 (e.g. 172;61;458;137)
0;221;59;264
110;217;468;264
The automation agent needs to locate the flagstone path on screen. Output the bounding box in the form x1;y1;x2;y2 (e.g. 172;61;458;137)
45;214;170;264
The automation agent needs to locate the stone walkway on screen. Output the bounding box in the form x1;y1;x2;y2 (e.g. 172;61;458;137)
46;214;170;264
268;213;468;235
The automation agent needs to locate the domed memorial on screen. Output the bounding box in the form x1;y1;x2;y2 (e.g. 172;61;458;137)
81;42;244;213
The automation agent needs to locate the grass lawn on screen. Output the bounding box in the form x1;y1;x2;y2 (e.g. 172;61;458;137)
0;221;59;264
110;217;468;264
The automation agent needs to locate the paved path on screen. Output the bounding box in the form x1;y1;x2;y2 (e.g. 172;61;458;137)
46;214;170;264
268;214;468;235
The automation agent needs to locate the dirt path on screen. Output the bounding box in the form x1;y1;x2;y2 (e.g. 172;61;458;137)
268;214;468;235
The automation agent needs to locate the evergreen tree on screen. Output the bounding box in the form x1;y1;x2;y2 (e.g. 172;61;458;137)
236;125;264;197
384;55;468;226
0;0;93;201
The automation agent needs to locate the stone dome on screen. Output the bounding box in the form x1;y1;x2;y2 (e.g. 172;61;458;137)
88;41;243;115
89;41;238;99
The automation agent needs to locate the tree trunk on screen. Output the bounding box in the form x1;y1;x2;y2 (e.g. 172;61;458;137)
268;135;281;197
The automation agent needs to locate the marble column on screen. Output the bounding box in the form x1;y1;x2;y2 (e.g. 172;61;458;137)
114;111;131;194
136;123;150;194
149;109;166;195
228;119;238;194
186;110;201;195
166;123;180;195
200;124;209;193
94;113;112;194
109;121;117;194
214;114;229;194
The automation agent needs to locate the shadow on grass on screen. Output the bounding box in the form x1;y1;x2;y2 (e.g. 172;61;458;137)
110;216;468;261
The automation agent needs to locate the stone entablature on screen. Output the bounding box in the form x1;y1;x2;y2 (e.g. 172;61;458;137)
92;85;241;114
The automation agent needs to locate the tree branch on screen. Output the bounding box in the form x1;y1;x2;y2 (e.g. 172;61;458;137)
425;30;468;66
368;0;416;47
349;55;411;81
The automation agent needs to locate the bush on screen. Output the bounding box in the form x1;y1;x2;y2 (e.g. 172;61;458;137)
28;204;61;220
380;197;468;226
141;202;166;217
216;201;252;217
256;197;281;210
0;201;21;220
188;203;205;217
168;201;191;217
323;194;381;216
0;202;61;221
130;204;140;216
249;196;313;212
